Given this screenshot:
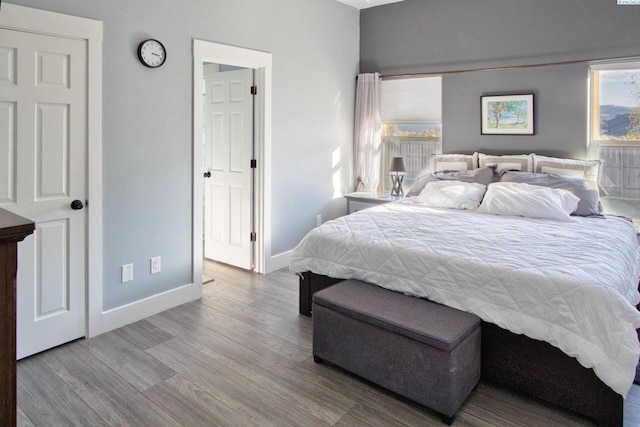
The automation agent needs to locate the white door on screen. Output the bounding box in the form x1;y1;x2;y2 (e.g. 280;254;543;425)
0;28;87;359
203;67;254;270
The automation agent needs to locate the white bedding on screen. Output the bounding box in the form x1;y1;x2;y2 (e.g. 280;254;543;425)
289;200;640;397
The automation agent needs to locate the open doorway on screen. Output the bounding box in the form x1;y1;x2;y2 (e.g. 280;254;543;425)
192;40;272;287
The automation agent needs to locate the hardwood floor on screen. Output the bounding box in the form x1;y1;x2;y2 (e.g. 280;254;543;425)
17;260;640;426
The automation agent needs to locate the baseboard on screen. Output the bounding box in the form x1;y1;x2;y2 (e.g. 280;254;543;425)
267;249;291;273
99;282;202;335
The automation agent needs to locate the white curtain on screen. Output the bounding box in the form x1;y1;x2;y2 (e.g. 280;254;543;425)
354;72;382;192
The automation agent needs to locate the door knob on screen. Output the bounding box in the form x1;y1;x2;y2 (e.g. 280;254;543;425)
70;200;84;210
203;171;211;178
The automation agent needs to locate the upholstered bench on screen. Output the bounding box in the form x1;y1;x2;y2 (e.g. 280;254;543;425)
312;280;481;424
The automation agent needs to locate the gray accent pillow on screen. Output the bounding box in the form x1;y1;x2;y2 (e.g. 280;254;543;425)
499;171;602;216
407;166;496;197
435;166;496;186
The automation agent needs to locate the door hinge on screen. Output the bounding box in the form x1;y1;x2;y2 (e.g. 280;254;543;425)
250;159;257;169
250;85;257;95
250;232;257;242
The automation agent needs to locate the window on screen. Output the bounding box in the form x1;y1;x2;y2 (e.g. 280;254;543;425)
590;62;640;220
380;77;442;193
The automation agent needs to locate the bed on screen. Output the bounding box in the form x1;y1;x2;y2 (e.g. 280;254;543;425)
289;157;640;426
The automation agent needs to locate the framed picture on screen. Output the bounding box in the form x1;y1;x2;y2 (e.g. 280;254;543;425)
481;93;535;135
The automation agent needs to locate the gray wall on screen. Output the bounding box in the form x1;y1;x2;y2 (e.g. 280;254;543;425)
444;62;588;159
8;0;359;310
361;0;640;157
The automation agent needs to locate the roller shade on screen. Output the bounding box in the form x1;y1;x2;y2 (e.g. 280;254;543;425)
381;76;442;124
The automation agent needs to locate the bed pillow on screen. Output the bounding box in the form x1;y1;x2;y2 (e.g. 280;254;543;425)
431;153;479;172
533;154;600;182
406;173;439;197
415;180;487;210
477;182;580;221
478;153;534;172
499;171;602;216
434;165;496;186
406;166;496;197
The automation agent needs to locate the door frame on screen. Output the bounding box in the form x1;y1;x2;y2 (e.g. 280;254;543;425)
0;4;103;337
193;39;272;277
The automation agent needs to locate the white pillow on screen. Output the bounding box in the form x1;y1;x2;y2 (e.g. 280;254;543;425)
477;182;580;221
415;180;487;210
478;153;534;172
533;154;600;182
431;153;479;172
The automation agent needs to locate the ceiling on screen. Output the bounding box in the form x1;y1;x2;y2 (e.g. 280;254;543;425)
335;0;405;9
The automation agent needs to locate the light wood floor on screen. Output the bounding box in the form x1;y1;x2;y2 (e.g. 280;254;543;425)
16;260;640;426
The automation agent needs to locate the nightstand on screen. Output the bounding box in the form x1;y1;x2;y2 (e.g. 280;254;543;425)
344;192;403;214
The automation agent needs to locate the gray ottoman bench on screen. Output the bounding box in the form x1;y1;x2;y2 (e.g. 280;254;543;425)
312;280;481;424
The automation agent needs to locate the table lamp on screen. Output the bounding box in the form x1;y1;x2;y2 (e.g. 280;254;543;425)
389;157;406;196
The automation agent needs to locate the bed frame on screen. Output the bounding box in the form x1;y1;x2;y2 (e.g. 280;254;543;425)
299;271;623;426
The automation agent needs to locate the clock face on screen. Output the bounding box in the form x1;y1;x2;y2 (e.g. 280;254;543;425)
138;39;166;68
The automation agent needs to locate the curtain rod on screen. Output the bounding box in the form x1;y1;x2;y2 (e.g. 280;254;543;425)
358;54;640;80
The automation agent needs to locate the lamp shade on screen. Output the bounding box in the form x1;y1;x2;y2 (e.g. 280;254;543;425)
389;157;406;173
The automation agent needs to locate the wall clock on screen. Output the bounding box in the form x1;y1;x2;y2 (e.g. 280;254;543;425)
137;39;166;68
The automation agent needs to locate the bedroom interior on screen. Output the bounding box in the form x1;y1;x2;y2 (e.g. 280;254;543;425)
3;0;640;425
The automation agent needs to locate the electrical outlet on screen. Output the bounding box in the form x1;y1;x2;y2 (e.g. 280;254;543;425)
121;264;133;283
151;256;161;274
316;214;322;227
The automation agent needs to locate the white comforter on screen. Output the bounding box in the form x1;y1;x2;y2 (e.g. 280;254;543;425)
289;201;640;397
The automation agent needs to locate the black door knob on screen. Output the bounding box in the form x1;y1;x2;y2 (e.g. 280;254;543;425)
71;200;84;210
203;171;211;178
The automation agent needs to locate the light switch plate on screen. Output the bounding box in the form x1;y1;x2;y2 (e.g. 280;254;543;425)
122;264;133;283
151;256;161;274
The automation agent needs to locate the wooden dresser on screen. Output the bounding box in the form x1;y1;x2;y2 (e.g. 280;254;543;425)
0;209;34;427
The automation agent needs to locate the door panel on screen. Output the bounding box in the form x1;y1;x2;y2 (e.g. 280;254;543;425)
37;219;68;317
229;185;243;246
0;28;87;359
36;51;71;88
37;103;69;199
203;66;254;269
211;112;225;171
229;112;245;172
210;182;225;242
0;101;16;203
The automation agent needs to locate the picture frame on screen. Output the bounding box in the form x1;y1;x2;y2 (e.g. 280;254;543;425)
481;93;535;135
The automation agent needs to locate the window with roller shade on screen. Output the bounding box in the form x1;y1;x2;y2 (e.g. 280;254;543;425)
380;76;442;193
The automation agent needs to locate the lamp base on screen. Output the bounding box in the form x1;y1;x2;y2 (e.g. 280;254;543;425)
390;175;404;197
